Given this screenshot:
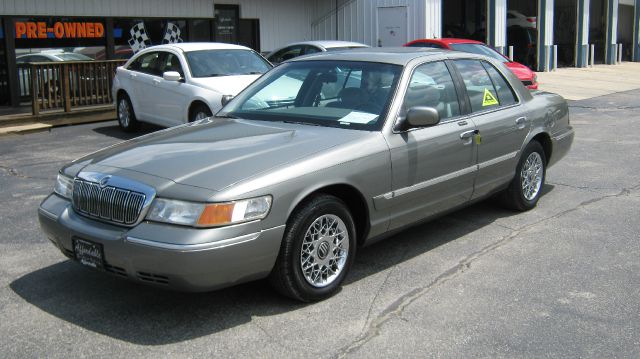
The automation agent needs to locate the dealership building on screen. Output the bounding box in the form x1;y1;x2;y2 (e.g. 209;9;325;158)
1;0;639;107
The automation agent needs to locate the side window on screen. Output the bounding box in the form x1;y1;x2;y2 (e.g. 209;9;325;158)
453;59;500;113
162;53;184;77
400;61;460;120
303;46;321;55
269;46;303;63
407;42;444;49
482;62;517;106
128;52;161;75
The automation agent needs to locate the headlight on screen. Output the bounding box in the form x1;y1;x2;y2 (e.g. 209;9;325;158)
146;195;272;227
54;173;74;199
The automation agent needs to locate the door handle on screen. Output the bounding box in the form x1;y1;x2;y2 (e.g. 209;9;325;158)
152;78;161;85
129;73;137;78
515;117;527;129
459;129;479;139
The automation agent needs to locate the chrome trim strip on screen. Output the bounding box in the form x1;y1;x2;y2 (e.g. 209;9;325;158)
553;129;574;141
381;165;478;200
126;232;261;251
478;151;519;169
38;207;59;221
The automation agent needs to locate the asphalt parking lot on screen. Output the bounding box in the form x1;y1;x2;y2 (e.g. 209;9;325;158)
1;89;639;358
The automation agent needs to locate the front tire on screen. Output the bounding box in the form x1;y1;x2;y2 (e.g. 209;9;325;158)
189;103;212;122
269;195;356;302
500;141;547;211
117;94;139;132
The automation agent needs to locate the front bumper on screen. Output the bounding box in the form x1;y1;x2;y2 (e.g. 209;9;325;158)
38;194;285;292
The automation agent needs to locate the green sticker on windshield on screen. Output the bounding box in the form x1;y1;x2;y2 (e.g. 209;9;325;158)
482;88;499;106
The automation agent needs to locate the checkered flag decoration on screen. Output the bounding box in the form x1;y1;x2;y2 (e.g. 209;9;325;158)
127;22;151;53
162;22;183;44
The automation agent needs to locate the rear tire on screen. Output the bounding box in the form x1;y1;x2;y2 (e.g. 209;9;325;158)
500;141;546;211
117;94;139;132
269;195;356;302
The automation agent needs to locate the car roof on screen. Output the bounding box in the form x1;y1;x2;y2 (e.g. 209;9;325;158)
410;38;484;45
142;42;253;53
277;40;368;49
288;47;454;65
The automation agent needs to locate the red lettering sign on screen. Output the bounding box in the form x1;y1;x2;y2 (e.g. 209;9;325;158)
15;21;105;39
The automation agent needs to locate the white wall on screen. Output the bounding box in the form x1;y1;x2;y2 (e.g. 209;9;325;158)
311;0;441;47
219;0;318;52
0;0;214;18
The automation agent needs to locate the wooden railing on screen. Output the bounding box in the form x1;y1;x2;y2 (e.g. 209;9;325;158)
17;60;126;115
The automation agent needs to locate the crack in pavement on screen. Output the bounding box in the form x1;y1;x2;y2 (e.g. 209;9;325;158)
569;105;640;111
547;181;623;192
333;185;638;358
0;165;54;181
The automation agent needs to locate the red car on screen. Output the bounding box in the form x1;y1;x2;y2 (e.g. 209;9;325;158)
405;38;538;90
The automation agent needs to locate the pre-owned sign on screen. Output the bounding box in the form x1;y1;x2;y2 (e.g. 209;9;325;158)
15;21;105;39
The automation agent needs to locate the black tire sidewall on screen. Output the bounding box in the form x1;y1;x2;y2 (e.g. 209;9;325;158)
286;196;356;301
190;104;212;122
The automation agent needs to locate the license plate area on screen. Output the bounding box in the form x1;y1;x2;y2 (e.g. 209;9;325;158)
72;238;104;270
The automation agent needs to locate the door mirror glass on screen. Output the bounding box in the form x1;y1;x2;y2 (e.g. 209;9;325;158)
163;71;182;82
406;106;440;128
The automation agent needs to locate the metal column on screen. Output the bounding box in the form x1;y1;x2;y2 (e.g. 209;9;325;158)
634;0;640;61
576;0;591;67
606;0;620;64
487;0;507;54
538;0;555;71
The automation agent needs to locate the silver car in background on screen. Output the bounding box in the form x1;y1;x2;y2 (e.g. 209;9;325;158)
38;48;573;302
266;40;369;64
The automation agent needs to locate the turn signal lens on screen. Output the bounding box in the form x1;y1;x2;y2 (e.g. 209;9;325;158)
197;196;272;227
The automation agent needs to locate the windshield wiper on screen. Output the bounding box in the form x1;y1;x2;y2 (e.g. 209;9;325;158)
204;73;226;77
282;120;321;127
244;71;263;75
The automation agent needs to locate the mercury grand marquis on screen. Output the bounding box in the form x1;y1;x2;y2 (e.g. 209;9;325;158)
38;48;574;302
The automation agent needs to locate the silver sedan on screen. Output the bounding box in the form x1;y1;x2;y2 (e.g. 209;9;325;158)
38;48;574;302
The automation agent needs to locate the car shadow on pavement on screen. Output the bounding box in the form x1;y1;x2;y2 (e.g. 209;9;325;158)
92;123;163;140
9;185;554;345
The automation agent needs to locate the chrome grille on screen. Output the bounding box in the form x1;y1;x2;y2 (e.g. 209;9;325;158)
72;178;146;225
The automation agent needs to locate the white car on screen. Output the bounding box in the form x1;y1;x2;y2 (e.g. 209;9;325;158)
507;10;536;29
112;42;272;131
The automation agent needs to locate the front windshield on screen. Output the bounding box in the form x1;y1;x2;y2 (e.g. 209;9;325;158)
185;49;272;78
449;43;509;63
221;61;402;131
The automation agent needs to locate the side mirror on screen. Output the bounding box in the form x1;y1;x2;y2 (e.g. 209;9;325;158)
221;95;234;106
163;71;182;82
396;107;440;131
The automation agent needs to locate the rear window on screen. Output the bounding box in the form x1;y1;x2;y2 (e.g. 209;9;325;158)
449;43;509;63
185;49;272;78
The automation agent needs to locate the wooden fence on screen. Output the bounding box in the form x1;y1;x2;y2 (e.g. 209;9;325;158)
17;60;126;115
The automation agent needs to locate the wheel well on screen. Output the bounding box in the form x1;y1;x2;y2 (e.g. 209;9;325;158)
532;133;552;164
117;89;129;101
188;101;211;120
297;184;370;246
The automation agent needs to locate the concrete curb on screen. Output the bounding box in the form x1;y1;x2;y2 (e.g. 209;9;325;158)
0;107;115;137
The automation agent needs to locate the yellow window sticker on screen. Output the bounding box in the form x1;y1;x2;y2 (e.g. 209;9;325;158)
482;88;499;106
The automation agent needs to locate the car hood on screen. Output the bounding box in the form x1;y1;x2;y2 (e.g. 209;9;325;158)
189;74;262;95
71;118;372;192
505;61;535;81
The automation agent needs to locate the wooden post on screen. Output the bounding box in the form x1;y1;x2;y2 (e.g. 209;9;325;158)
30;64;39;116
63;64;71;112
